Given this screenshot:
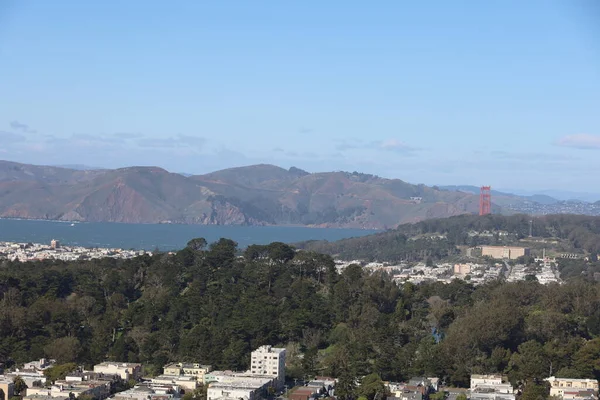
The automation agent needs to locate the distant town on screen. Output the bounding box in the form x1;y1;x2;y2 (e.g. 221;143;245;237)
335;244;563;286
0;240;566;286
506;200;600;216
0;240;150;262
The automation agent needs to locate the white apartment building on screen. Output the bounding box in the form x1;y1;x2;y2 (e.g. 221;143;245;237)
207;382;260;400
250;346;286;384
546;377;599;399
471;375;505;389
113;384;178;400
151;375;198;392
470;375;515;400
4;370;46;388
93;362;142;381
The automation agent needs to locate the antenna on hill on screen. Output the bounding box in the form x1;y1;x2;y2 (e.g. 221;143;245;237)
529;219;533;237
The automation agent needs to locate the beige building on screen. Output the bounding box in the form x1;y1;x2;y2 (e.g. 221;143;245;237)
25;380;111;400
546;377;599;399
162;363;212;382
454;264;472;277
480;246;530;260
0;379;15;400
93;362;142;381
151;375;198;392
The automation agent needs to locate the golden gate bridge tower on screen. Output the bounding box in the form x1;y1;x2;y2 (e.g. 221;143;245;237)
479;186;491;216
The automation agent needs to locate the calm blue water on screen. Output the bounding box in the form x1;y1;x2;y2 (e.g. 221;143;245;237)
0;219;378;251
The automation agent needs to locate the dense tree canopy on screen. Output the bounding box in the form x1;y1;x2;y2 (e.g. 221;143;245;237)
1;238;600;387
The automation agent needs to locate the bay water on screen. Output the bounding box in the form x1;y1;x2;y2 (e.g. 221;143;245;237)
0;219;378;251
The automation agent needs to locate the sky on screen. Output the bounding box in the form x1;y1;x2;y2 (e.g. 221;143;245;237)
0;1;599;193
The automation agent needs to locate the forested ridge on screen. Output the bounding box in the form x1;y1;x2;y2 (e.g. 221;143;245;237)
2;238;600;391
298;214;600;262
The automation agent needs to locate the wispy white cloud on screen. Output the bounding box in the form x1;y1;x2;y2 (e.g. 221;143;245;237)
136;134;205;149
335;137;419;153
379;139;414;152
10;120;37;133
555;133;600;150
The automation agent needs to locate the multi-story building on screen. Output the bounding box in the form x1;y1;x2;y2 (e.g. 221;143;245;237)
151;375;198;392
204;371;274;388
93;362;142;381
546;377;599;399
0;378;15;400
454;264;472;277
113;383;179;400
470;375;515;400
207;381;262;400
4;370;46;388
471;375;504;388
162;363;212;382
25;380;111;400
249;345;286;384
480;246;530;260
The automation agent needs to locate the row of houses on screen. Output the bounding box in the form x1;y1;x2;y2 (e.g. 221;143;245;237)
468;375;599;400
381;375;600;400
385;377;440;400
2;358;598;400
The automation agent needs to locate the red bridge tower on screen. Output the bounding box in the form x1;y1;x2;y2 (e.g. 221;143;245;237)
479;186;491;216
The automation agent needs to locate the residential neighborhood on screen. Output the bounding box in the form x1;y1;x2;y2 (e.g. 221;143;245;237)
335;254;562;286
0;241;150;262
0;352;597;400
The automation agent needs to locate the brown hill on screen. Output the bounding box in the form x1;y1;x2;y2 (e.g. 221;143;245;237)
0;160;103;183
0;161;498;228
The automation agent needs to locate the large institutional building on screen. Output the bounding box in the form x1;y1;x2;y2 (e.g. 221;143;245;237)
480;246;530;260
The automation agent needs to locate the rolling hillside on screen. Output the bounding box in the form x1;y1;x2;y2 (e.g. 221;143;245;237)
0;160;535;228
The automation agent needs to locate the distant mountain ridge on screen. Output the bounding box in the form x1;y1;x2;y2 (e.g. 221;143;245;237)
0;160;577;228
439;185;559;205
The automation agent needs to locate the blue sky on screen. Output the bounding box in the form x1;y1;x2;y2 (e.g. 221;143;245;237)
0;1;599;192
